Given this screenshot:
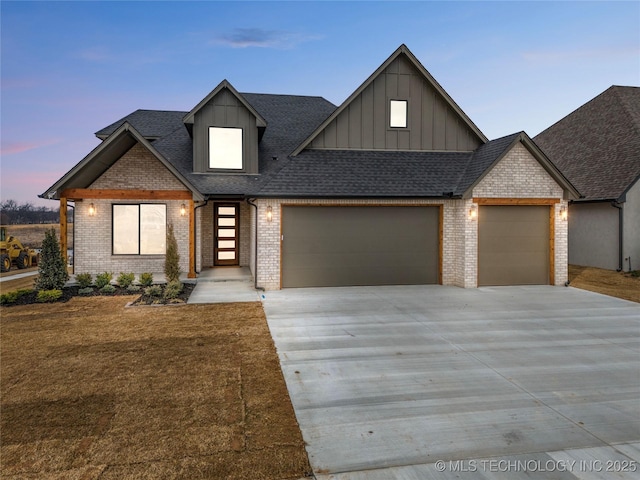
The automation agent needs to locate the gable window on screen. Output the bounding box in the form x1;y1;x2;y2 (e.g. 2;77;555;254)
209;127;243;170
113;204;166;255
390;100;408;128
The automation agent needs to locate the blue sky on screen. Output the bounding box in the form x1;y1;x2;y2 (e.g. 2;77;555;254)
1;1;639;206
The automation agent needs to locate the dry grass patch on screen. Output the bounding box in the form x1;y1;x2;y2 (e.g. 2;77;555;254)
1;224;73;249
569;265;640;303
1;297;311;479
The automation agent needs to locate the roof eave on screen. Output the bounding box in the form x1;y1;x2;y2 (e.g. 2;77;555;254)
40;122;204;201
461;133;581;200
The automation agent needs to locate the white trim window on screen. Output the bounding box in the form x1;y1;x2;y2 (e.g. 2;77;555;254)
113;204;166;255
209;127;243;169
390;100;408;128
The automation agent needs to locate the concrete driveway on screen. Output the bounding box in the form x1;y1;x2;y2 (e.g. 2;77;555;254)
263;286;640;479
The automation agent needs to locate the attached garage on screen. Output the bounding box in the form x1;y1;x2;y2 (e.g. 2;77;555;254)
281;206;440;288
478;205;551;286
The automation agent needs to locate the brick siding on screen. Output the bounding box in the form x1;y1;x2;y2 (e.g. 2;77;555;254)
74;143;191;276
254;142;569;290
472;142;569;286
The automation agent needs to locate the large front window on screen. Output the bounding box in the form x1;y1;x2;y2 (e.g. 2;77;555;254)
209;127;243;169
113;204;166;255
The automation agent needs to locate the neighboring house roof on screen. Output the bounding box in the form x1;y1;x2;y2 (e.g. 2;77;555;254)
535;86;640;202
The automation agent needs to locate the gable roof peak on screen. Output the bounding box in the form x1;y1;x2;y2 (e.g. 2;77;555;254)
291;43;488;155
183;79;267;127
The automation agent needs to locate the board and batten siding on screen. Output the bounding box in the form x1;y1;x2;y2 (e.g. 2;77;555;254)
310;55;482;152
192;88;259;173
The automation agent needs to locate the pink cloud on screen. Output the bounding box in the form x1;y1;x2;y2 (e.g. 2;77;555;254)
1;139;59;156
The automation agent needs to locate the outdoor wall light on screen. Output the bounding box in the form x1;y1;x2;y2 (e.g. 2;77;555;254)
468;204;478;220
559;205;568;221
180;203;187;217
88;203;96;216
266;205;273;222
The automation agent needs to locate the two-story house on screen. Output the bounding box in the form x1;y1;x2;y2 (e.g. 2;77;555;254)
41;44;579;289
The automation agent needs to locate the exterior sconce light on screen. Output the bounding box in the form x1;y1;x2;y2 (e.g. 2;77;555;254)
468;204;478;220
180;203;187;217
88;203;96;216
266;205;273;222
559;205;568;221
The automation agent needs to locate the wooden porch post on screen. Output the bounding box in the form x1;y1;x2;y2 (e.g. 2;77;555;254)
60;197;68;266
188;199;196;278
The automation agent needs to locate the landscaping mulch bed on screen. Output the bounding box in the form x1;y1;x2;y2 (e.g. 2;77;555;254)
1;298;311;479
1;283;196;307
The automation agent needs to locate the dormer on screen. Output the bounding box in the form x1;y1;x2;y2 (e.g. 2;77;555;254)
183;80;267;174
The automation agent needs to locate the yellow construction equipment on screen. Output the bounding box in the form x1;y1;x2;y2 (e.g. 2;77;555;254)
0;226;39;272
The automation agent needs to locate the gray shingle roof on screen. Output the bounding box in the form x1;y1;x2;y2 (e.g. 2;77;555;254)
535;86;640;201
88;96;534;199
257;149;472;197
95;110;187;139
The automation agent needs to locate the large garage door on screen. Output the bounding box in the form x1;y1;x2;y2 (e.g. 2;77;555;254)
282;206;439;288
478;205;550;286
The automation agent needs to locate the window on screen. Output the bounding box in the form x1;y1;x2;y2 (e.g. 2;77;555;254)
390;100;408;128
209;127;243;169
113;204;166;255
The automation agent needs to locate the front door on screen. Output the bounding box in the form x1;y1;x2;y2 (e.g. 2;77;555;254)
214;203;239;266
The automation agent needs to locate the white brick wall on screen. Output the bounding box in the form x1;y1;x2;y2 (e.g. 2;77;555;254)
74;143;191;276
472;142;568;286
473;143;564;198
90;144;186;190
75;199;190;276
252;142;569;290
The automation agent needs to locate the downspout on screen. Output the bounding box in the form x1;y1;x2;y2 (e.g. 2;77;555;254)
611;201;623;272
193;199;209;275
246;198;265;291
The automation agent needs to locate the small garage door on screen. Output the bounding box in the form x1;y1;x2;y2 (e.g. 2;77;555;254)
282;206;439;288
478;205;550;286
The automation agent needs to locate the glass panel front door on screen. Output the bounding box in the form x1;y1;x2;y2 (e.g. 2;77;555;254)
214;203;239;266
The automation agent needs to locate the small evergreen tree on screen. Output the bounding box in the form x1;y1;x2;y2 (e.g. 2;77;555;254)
35;228;69;290
164;222;181;283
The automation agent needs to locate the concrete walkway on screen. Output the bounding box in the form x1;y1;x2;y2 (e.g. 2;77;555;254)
187;267;261;304
0;269;38;283
263;285;640;479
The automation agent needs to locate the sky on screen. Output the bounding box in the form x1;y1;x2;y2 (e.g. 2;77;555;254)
1;1;639;207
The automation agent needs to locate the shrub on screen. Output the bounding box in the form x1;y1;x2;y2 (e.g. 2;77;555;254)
95;272;113;289
127;285;141;293
1;289;32;305
139;272;154;287
144;285;163;297
164;280;183;299
78;287;94;295
164;222;181;283
117;272;135;288
75;273;93;288
100;284;116;294
630;270;640;278
35;229;69;291
36;289;63;303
